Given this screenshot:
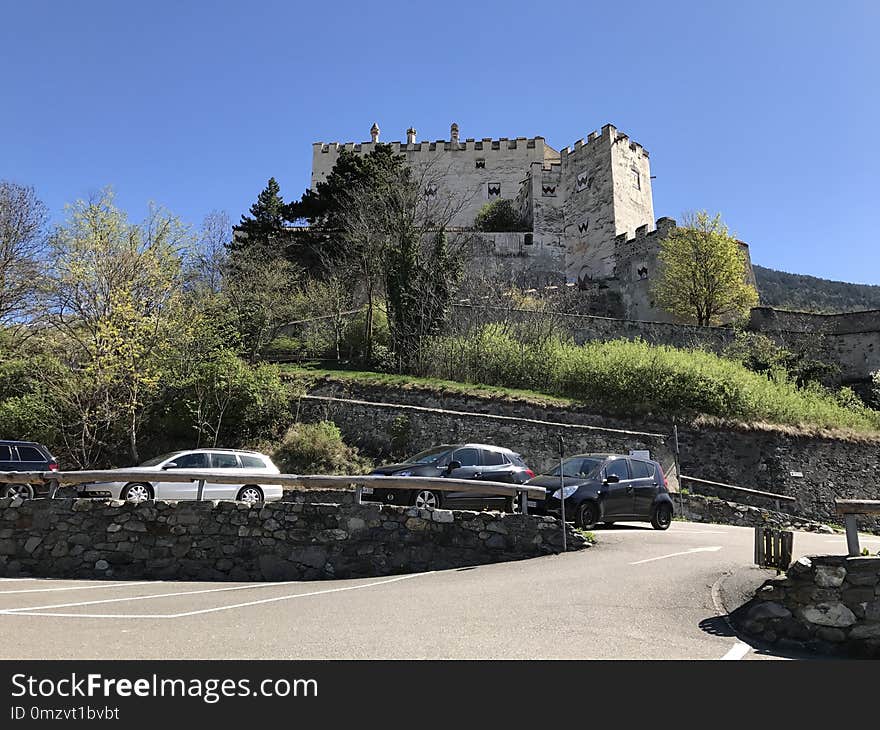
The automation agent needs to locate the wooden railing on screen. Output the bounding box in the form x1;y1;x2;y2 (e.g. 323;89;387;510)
0;469;546;513
836;500;880;556
680;474;796;511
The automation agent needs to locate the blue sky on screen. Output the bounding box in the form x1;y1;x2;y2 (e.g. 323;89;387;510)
2;0;878;283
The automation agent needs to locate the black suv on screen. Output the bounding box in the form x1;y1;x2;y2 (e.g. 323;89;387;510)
367;443;535;511
527;453;674;530
0;441;58;499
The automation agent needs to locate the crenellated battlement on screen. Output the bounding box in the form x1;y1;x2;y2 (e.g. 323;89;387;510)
613;216;677;247
558;123;649;158
560;123;618;156
313;136;544;154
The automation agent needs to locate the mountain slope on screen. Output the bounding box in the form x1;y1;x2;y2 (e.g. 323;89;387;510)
754;265;880;313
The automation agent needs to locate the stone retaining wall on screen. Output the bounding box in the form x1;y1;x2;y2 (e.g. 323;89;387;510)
677;494;834;533
735;555;880;658
298;387;676;481
297;381;880;531
0;497;587;581
282;488;357;505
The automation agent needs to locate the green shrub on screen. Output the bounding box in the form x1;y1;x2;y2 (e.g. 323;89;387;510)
415;326;880;433
267;421;373;475
341;304;390;360
148;350;294;456
263;335;302;359
473;200;528;232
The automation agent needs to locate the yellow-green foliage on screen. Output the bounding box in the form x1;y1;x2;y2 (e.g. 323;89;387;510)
267;421;373;475
653;211;759;326
418;326;880;433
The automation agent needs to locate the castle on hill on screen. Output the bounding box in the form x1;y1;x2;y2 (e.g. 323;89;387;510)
310;121;755;321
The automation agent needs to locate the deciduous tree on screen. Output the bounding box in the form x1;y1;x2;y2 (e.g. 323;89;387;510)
652;211;758;326
43;189;191;464
0;181;48;340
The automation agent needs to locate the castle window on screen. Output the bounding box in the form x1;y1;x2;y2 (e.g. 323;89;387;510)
487;183;501;198
631;168;641;190
475;158;486;169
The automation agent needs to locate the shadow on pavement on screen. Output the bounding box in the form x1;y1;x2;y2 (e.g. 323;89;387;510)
698;615;737;638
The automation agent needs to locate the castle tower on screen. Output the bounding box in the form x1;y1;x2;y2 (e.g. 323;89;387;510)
370;122;380;143
559;124;654;284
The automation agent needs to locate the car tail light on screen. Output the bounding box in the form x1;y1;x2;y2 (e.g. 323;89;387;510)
48;461;58;471
525;469;535;479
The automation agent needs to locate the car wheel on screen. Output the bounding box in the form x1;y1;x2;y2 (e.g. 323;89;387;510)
577;501;599;529
2;483;35;500
651;503;673;530
121;483;153;504
413;489;441;510
237;485;264;506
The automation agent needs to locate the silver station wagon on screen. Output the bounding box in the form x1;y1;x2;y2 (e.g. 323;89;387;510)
77;449;282;505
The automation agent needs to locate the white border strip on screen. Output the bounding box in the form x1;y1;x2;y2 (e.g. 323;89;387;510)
720;641;752;661
0;572;432;619
0;581;156;595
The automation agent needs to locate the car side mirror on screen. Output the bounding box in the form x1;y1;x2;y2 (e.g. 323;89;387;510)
604;473;620;484
162;462;178;470
446;460;462;472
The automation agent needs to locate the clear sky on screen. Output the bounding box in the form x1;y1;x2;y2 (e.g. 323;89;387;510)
2;0;878;283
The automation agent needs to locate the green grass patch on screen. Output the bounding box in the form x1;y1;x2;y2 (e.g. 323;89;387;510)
279;363;578;409
577;530;596;543
281;328;880;438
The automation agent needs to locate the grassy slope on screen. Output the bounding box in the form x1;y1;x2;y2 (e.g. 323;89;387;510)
280;363;880;443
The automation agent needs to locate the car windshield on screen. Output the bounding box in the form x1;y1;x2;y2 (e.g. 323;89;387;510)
407;446;452;464
548;457;603;478
138;452;180;467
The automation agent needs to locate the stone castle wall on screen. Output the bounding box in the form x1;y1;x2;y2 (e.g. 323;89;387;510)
311;132;552;230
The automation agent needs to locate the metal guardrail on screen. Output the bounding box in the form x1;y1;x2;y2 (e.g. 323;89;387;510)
680;474;795;511
0;469;546;513
836;499;880;556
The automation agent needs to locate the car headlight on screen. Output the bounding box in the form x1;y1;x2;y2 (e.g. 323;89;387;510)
396;470;413;477
551;485;579;500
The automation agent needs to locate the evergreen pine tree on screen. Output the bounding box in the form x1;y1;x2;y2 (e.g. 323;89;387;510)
233;177;285;251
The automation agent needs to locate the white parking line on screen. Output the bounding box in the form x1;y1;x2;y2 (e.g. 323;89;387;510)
630;546;722;565
720;641;752;661
671;530;726;535
0;572;433;619
0;581;156;595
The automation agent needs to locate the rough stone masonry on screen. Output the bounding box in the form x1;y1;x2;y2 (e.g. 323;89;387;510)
736;554;880;658
0;496;587;582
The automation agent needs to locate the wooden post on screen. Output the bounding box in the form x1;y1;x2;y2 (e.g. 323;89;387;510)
520;490;529;515
844;514;861;557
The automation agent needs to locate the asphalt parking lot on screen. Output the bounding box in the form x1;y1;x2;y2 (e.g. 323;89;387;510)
1;521;878;660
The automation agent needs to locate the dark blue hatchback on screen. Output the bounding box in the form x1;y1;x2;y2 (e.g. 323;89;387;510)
526;453;674;530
